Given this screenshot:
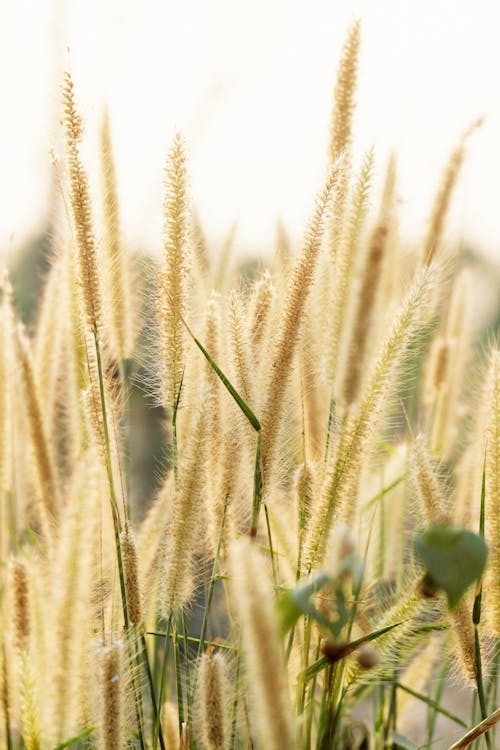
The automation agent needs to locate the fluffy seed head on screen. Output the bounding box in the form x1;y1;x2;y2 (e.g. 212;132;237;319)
63;72;102;335
483;348;500;635
157;132;190;409
229;539;296;750
98;641;124;750
12;559;30;652
196;650;231;750
329;19;361;163
120;526;143;626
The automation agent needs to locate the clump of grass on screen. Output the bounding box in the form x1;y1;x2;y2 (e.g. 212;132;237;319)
0;20;498;750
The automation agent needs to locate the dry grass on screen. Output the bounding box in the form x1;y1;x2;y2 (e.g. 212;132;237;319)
0;20;498;750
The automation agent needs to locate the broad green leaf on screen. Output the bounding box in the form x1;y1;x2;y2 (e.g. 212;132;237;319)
275;571;333;635
275;589;304;635
414;526;488;608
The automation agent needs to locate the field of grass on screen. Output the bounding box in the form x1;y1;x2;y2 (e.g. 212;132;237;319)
0;20;499;750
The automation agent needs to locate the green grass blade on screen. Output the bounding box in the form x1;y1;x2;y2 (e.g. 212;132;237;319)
395;680;466;728
298;621;403;682
362;473;409;511
51;726;96;749
193;336;261;431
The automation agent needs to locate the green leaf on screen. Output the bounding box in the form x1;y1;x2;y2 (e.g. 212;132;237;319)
298;620;402;682
275;571;333;635
394;682;467;727
51;726;95;749
193;337;261;432
414;526;488;608
275;589;304;635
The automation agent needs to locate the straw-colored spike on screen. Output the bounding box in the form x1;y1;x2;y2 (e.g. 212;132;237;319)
207;418;248;558
329;19;361;164
161;701;180;749
100;110;134;361
0;274;16;554
272;220;293;291
248;270;275;357
98;642;125;750
12;559;30;653
63;72;102;335
19;655;40;750
120;525;143;626
196;650;231;750
46;464;103;744
327;19;361;261
452;595;477;682
260;163;341;480
82;333;123;510
0;644;11;750
340;154;396;406
157;132;190;410
227;289;252;403
137;472;174;592
34;261;65;425
294;461;317;535
422;118;482;266
483;348;500;636
329;148;374;393
158;399;209;615
424;270;473;456
191;212;211;279
299;331;329;461
411;436;451;525
304;264;439;569
229;540;296;750
16;325;59;525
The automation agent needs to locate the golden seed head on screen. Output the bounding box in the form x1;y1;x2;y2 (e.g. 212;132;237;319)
120;526;143;626
98;641;124;750
197;650;231;750
12;559;30;652
63;71;102;334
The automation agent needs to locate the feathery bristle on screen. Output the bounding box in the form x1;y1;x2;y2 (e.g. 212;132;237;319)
100;111;134;360
63;72;102;335
329;147;374;393
483;348;500;636
260;163;341;480
422;119;482;266
340;152;396;407
120;526;143;626
196;650;231;750
16;325;59;525
157;132;190;410
305;264;439;569
411;436;451;525
158;398;209;614
329;19;361;163
98;641;125;750
12;560;30;652
229;540;296;750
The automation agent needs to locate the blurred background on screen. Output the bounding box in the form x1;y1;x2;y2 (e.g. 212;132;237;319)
1;0;500;269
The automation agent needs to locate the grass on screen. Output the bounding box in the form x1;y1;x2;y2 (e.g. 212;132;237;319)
0;19;499;750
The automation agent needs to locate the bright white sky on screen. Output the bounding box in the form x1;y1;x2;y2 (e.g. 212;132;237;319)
1;0;500;264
